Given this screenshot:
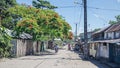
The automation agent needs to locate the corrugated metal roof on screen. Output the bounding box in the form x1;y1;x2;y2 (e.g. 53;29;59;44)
19;33;32;39
5;29;32;39
105;23;120;32
92;26;111;35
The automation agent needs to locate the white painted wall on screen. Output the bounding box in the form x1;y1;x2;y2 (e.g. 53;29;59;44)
100;43;109;58
89;43;97;57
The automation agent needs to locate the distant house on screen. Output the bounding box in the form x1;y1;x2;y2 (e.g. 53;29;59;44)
79;31;93;42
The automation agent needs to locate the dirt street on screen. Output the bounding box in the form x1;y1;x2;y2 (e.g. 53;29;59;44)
0;46;109;68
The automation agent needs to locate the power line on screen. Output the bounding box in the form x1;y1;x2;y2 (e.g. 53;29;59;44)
89;9;108;22
57;5;120;11
88;9;108;27
88;6;120;11
58;6;80;8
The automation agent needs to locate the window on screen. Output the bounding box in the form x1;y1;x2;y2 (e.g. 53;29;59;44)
108;32;114;39
103;43;107;49
115;31;120;38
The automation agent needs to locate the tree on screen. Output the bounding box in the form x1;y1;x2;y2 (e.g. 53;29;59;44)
14;18;40;40
109;15;120;25
7;5;71;41
93;28;101;32
68;31;73;40
0;0;16;58
32;0;57;9
0;27;11;58
0;0;17;25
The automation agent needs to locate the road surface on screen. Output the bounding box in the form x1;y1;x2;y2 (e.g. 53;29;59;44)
0;46;109;68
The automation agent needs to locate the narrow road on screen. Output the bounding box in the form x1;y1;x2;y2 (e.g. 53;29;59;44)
0;46;109;68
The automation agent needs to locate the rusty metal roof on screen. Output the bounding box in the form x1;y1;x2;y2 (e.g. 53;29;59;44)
92;26;111;35
105;23;120;32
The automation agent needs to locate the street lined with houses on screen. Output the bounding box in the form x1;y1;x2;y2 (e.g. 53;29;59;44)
0;46;109;68
1;0;120;68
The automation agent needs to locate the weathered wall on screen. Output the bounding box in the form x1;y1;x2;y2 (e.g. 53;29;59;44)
99;43;109;59
11;39;41;57
17;39;27;57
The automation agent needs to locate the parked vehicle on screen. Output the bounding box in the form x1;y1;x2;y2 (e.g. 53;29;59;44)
74;44;80;51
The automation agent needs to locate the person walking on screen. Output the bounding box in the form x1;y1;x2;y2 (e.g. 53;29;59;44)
68;44;71;50
54;44;58;53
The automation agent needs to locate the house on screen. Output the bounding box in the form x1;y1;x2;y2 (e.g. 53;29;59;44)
89;27;110;59
104;23;120;64
90;23;120;64
104;23;120;39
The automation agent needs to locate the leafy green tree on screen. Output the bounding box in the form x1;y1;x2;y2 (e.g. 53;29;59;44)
14;18;40;40
0;0;17;26
68;31;73;40
93;28;101;32
32;0;57;9
7;5;71;41
109;15;120;25
0;27;11;58
0;0;16;58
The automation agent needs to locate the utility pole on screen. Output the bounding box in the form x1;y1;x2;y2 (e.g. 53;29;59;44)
76;23;77;41
74;23;78;41
83;0;88;59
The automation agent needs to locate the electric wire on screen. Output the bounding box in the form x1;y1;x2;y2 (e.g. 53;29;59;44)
57;5;120;12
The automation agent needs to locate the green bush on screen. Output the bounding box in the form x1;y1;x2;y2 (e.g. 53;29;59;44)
0;27;11;58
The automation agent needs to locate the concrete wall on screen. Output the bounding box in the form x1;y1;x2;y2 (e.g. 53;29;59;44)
10;39;17;57
99;43;109;59
89;43;100;58
89;43;97;58
89;42;109;60
11;39;40;57
17;39;27;57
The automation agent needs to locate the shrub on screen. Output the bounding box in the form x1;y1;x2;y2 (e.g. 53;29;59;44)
0;27;11;58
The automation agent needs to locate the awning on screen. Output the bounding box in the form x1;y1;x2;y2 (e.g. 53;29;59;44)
90;39;120;43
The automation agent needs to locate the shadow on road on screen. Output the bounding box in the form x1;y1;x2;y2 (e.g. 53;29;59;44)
34;50;55;56
73;50;109;68
18;57;82;60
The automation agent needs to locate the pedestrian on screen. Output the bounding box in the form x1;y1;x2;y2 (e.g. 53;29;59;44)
68;44;71;50
54;44;58;53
